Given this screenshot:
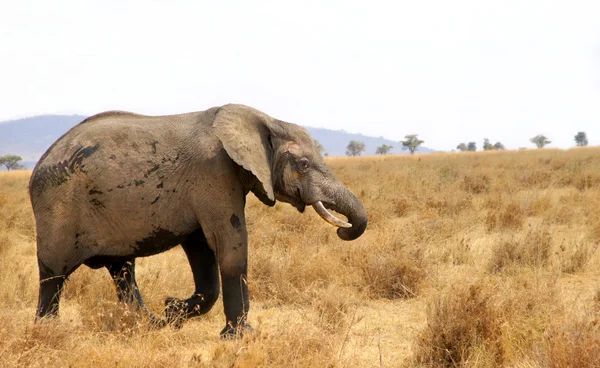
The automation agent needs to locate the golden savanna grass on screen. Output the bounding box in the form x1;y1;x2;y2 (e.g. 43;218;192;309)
2;148;600;367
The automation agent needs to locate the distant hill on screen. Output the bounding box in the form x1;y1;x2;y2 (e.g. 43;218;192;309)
0;115;87;168
0;114;434;169
305;126;434;157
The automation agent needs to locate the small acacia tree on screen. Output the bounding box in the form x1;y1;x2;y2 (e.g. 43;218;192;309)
483;138;494;151
346;140;365;156
375;144;393;155
0;155;24;171
493;142;505;150
467;142;477;151
456;143;468;152
530;135;551;148
401;134;424;155
574;132;588;147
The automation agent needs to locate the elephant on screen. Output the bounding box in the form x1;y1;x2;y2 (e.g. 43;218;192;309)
29;104;368;337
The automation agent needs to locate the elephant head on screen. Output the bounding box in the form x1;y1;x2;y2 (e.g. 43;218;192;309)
214;104;367;241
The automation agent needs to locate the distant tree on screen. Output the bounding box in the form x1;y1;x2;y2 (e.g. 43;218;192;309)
314;140;326;155
483;138;494;151
401;134;424;155
493;142;506;150
456;143;468;152
574;132;588;147
0;155;24;171
467;142;477;151
530;135;551;148
346;140;366;156
375;144;393;155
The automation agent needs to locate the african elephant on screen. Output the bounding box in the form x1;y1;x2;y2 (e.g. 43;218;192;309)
29;104;367;337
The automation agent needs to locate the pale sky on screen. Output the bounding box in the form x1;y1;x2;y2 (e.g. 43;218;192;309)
1;0;599;151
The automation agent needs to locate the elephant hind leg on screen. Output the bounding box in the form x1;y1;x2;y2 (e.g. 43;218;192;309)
106;258;140;305
35;259;72;321
165;228;220;328
105;258;165;328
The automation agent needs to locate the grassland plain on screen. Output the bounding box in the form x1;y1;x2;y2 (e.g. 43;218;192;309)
2;148;600;367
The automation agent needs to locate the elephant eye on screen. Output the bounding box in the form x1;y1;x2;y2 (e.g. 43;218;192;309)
297;158;310;171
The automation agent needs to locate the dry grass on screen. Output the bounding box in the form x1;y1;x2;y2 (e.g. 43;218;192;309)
2;147;600;367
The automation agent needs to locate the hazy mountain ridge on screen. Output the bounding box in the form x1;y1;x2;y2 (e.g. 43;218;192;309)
305;126;434;156
0;115;87;165
0;114;434;169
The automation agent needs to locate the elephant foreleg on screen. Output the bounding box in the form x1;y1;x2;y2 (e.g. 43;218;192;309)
214;215;251;338
219;260;251;337
164;228;220;328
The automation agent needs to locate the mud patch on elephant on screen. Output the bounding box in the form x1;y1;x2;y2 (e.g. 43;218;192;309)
149;140;159;154
134;179;145;186
63;144;99;175
88;187;103;195
230;214;241;229
144;163;160;178
133;228;188;257
89;198;105;208
30;144;100;196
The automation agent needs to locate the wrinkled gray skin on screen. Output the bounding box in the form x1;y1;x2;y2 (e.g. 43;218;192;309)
29;104;367;337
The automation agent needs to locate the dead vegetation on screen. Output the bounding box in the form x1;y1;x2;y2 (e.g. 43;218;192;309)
2;147;600;367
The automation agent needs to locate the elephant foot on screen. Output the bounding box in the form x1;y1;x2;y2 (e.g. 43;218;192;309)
147;314;167;329
164;294;214;329
164;297;189;329
220;321;253;339
142;307;167;329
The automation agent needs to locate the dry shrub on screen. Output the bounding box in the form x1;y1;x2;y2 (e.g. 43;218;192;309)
1;317;72;352
485;202;524;231
79;300;154;334
573;172;600;191
433;237;474;266
438;165;458;183
588;216;600;244
424;193;472;218
393;197;411;217
413;282;504;367
526;195;552;216
557;240;598;274
482;193;503;210
517;170;553;188
496;271;560;361
360;252;425;299
545;204;577;225
199;324;337;368
312;286;357;332
539;316;600;368
488;228;552;273
248;236;347;306
461;174;490;194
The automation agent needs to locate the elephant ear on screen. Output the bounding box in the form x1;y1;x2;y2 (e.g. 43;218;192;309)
213;104;275;202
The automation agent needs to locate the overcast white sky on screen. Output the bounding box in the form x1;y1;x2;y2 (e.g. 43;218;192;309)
1;0;599;150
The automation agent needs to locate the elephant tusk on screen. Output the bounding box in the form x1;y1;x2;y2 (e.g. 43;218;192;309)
312;201;352;228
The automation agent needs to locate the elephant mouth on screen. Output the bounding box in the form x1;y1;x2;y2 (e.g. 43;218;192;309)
275;192;351;229
275;191;306;213
294;202;306;213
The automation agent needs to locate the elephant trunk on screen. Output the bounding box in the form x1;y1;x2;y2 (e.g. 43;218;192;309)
317;183;367;241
